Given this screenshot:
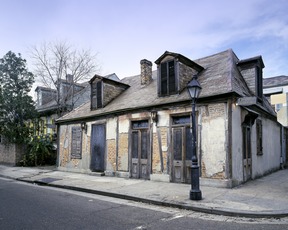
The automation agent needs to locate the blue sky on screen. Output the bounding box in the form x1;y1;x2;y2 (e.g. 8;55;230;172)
1;0;288;82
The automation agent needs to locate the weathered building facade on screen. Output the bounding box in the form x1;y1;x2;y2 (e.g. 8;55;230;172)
56;49;286;187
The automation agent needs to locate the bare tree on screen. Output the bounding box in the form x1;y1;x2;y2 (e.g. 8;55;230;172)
30;41;100;115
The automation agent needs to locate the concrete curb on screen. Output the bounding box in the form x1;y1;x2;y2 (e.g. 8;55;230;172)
15;177;288;219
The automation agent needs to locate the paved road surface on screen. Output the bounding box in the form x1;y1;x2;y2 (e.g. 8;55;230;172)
0;177;287;230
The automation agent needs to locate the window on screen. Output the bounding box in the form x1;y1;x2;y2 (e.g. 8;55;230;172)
275;104;283;112
159;60;177;96
256;119;263;155
91;80;103;109
71;126;82;159
172;115;190;125
132;120;149;129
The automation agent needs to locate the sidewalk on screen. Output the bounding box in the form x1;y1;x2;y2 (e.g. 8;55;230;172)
0;165;287;218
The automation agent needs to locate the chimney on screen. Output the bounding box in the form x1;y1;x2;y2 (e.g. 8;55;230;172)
66;74;74;83
140;59;152;85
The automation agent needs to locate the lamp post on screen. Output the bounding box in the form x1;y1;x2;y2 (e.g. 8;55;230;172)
187;75;202;200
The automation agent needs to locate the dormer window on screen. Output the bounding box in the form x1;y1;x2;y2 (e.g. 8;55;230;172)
155;51;204;98
89;74;130;111
237;56;265;104
159;60;177;96
91;80;103;110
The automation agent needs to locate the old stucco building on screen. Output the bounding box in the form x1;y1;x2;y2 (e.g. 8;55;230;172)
56;49;287;188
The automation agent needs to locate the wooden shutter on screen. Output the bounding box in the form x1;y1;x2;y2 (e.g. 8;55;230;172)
91;81;102;109
168;61;176;93
91;82;97;110
71;126;82;159
160;61;176;96
256;119;263;155
96;81;102;108
160;62;168;96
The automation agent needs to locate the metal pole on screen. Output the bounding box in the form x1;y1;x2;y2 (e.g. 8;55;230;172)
190;100;202;200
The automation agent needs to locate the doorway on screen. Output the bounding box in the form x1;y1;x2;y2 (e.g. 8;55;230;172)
171;116;193;183
90;124;106;172
243;124;252;181
131;120;150;179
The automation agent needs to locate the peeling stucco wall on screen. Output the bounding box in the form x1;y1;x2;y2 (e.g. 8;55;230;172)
58;124;91;172
200;103;227;179
252;116;281;178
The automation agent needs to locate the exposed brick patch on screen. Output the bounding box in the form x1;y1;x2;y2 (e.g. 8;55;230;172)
118;133;129;171
107;139;116;171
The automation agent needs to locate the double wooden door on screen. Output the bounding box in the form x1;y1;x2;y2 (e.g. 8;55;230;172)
131;120;150;179
171;126;193;183
171;115;195;183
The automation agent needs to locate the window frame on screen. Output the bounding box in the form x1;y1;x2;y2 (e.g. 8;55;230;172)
159;60;177;96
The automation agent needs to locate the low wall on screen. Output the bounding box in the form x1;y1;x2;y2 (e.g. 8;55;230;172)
0;143;24;165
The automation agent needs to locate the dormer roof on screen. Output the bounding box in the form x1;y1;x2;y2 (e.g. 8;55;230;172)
89;74;129;88
155;51;204;72
237;55;265;68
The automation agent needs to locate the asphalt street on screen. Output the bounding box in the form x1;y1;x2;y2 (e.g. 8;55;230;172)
0;177;287;230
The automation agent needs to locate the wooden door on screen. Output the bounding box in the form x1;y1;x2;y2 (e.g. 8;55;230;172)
243;125;252;181
90;124;106;172
131;121;150;179
172;126;192;183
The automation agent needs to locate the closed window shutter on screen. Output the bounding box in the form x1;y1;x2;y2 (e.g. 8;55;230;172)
256;120;263;155
71;126;82;159
160;62;168;95
96;81;102;108
160;61;176;96
168;61;176;93
91;81;103;109
91;82;97;110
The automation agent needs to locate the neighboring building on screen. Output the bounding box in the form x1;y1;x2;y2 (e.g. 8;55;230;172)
35;75;91;138
263;75;288;127
56;49;287;188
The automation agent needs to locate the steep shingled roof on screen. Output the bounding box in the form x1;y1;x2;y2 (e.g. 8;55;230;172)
263;75;288;88
57;49;253;122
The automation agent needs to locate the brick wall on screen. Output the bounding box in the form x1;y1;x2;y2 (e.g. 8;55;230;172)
178;62;198;92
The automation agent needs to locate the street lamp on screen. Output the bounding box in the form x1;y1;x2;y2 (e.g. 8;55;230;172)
187;75;202;200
